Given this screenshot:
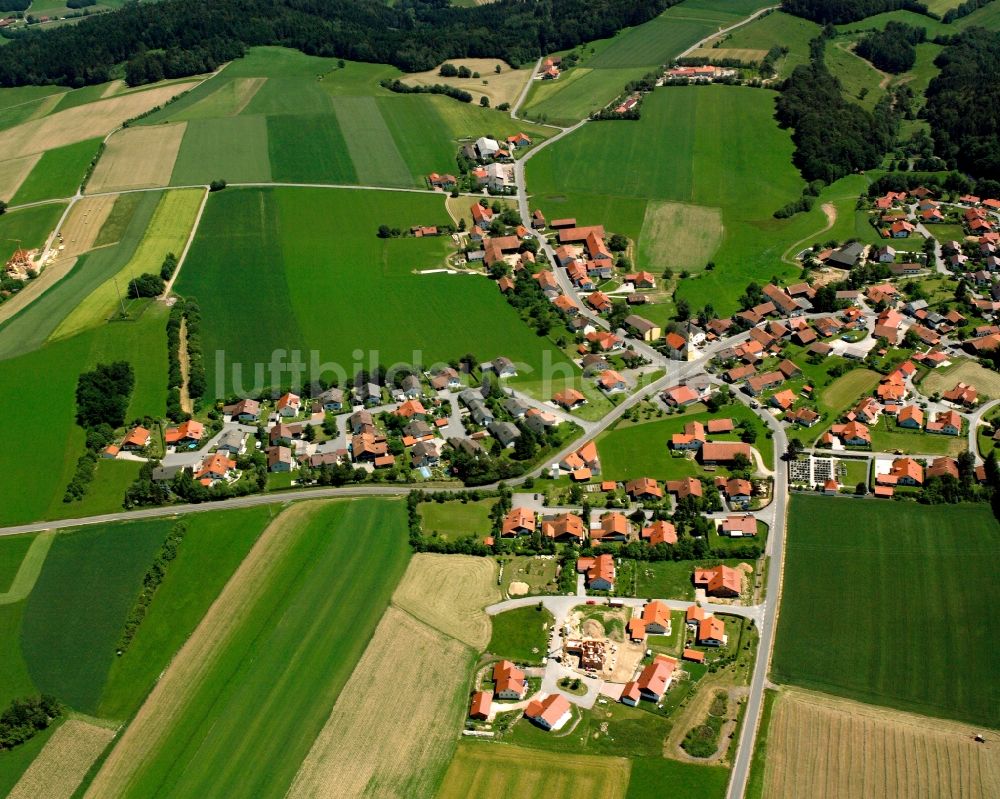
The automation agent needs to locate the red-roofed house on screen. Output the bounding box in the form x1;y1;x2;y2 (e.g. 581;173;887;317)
642;520;677;545
525;694;571;731
493;660;527;699
693;565;742;597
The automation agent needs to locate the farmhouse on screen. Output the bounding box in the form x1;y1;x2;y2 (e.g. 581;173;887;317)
693;565;742;597
671;420;706;450
698;441;752;465
662;384;699;407
524;694;571;732
942;382;978;407
624;314;660;342
493;660;527;700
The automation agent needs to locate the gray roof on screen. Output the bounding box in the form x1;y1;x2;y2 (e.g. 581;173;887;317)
489;420;521;445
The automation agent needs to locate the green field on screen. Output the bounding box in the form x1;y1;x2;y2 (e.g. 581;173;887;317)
631;558;749;600
10;138;101;204
717;11;819;78
772;496;1000;728
419;498;498;540
114;499;411;798
0;85;66;131
487;605;553;664
868;416;965;455
0;534;35;595
626;756;729;799
521;0;769;124
0;201;64;267
170;114;273;185
0;717;62;797
527;85;806;313
266;113;358;184
596;403;772;481
176;186;576;398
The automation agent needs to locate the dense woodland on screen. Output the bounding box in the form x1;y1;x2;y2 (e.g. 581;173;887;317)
775;33;896;183
855;20;926;72
0;0;673;87
782;0;927;24
924;28;1000;182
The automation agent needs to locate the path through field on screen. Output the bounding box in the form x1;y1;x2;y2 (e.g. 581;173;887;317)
780;202;837;266
0;531;54;604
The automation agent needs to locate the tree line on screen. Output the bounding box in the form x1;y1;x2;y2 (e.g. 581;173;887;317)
0;0;674;88
0;696;61;751
855;21;926;73
782;0;928;24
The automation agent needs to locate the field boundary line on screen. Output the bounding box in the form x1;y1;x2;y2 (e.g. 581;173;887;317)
390;601;482;651
163;185;210;296
0;529;55;604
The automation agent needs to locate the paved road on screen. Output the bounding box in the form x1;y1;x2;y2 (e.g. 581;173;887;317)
966;398;1000;463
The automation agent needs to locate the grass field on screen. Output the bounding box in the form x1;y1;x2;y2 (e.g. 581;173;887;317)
773;496;1000;727
419;498;498;540
825;41;885;111
54;188;203;338
0;534;35;595
176;187;576;398
392;552;499;650
921;358;1000;400
0;532;54;604
0;153;41;202
868;415;965;456
170;114;272;185
632;558;750;601
85;499;411;799
19;520;172;713
717;11;819;78
402;58;532;108
0;201;63;266
527;85;806;313
596;403;772;480
818;368;881;417
288;605;474;799
97;506;276;720
626;756;730;799
487;605;553;664
438;743;631;799
761;688;1000;798
0;719;62;798
7;718;115;799
11;138;101;204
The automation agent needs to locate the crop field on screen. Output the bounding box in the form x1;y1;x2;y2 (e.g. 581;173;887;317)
0;86;66;132
7;718;115;799
402;58;532;108
55;188;203;338
266;113;357;184
85;499;411;799
87;124;186;193
638;200;723;272
20;520;172;713
419;498;498;540
761;689;1000;799
716;10;819;78
0;532;54;605
54;195;118;260
170;114;273;185
528;86;806;313
626;756;730;799
0;190;159;360
176;187;575;398
0;83;197;161
12;138;102;204
921;358;1000;399
332;96;415;187
773;496;1000;727
0;719;61;798
392;553;499;649
288;606;474;799
0;153;41;201
169;77;267;120
438;743;631;799
0;534;35;595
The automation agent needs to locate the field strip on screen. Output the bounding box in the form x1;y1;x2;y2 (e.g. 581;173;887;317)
0;83;198;161
287;605;473;799
163;186;209;295
0;152;41;202
8;718;116;799
54;187;203;339
391;553;499;649
764;688;1000;798
83;502;319;798
0;530;55;604
331;96;415;188
437;743;632;799
56;195;119;259
87;123;187;194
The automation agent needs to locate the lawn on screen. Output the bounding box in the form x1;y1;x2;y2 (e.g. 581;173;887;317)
419;498;498;541
527;85;807;313
10;137;101;204
772;496;1000;727
500;555;560;595
630;558;751;601
869;416;965;456
817;367;881;417
19;519;171;713
97;506;277;720
176;187;576;398
596;403;772;481
98;499;411;798
920;358;1000;400
487;605;553;664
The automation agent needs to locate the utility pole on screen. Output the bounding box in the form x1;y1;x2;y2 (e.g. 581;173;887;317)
113;277;127;319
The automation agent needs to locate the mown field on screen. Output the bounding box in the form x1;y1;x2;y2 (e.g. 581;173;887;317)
760;689;1000;798
520;0;770;124
527;85;806;314
714;10;819;78
773;496;1000;728
176;186;576;398
11;138;101;204
85;499;411;799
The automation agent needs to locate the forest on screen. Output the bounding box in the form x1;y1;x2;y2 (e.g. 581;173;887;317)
924;28;1000;183
782;0;928;24
0;0;674;87
855;21;926;72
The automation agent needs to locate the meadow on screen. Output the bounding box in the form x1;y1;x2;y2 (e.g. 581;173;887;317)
713;11;819;78
632;558;750;600
86;499;411;798
11;138;101;204
625;756;730;799
596;403;772;481
527;85;806;313
772;496;1000;727
487;605;553;663
761;689;1000;799
419;498;498;540
175;187;576;398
